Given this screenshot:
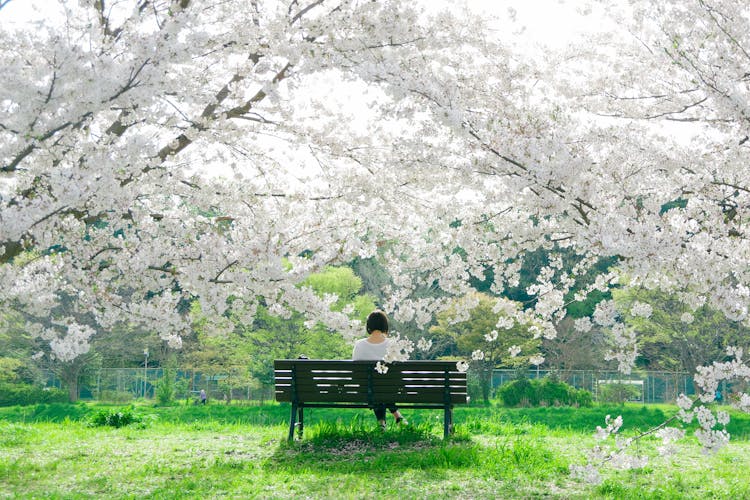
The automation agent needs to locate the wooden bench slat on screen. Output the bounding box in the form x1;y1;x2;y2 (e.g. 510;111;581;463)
370;387;468;398
274;359;462;370
288;379;466;387
371;394;468;404
276;381;369;389
295;393;371;403
288;386;467;397
277;392;467;404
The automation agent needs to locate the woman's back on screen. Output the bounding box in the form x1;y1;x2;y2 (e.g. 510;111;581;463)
352;337;391;361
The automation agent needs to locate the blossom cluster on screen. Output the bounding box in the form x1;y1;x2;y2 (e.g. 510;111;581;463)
574;346;749;482
571;414;647;485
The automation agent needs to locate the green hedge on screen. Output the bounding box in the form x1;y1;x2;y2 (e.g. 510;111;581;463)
496;377;593;407
0;383;69;406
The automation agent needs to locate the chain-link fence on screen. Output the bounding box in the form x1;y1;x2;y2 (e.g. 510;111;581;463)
42;368;274;403
44;366;703;404
489;369;695;403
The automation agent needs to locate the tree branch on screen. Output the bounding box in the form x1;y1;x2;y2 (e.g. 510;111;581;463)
2;112;92;173
699;0;750;63
290;0;325;25
209;259;238;284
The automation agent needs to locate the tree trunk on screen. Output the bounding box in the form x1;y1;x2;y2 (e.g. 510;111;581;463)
55;362;83;402
481;364;492;404
65;373;79;402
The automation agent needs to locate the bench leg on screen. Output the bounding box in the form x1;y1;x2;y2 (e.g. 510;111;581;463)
443;407;454;438
297;405;304;439
288;403;298;441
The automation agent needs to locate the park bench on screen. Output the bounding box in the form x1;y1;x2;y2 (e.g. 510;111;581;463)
274;359;468;440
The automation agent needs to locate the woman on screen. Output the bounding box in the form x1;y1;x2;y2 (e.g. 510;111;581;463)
352;310;407;429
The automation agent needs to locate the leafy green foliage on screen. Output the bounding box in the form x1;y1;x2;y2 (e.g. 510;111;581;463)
597;382;642;404
494;247;616;319
185;265;375;400
430;292;539;402
0;357;24;383
496;376;593;407
350;257;392;305
0;312;45;385
542;316;609;370
613;286;750;373
90;407;141;428
302;266;376;317
0;383;68;406
155;363;176;405
466;374;485;403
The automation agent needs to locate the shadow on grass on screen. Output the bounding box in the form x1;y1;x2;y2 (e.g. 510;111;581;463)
263;419;569;481
265;420;481;473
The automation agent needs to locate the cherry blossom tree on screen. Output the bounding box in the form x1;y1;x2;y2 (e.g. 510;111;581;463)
0;0;494;360
2;0;750;473
551;0;750;473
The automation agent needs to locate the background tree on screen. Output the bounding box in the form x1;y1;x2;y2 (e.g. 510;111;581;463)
0;311;44;385
430;292;539;403
542;316;609;371
186;265;375;397
613;286;750;375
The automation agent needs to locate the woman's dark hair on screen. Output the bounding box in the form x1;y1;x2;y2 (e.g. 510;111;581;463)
366;310;389;334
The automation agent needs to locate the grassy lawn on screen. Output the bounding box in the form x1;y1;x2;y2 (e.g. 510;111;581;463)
1;402;749;499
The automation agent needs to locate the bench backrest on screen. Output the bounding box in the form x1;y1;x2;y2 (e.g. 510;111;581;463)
274;359;468;405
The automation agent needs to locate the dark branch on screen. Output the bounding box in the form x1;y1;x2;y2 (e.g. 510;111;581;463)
209;259;238;284
109;58;151;102
290;0;325;24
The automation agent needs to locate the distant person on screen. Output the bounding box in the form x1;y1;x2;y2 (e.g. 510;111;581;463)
352;310;407;430
200;389;207;405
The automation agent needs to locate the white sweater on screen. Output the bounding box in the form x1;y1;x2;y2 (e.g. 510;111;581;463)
352;337;392;361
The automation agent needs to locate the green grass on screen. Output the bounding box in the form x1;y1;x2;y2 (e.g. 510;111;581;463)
1;402;749;498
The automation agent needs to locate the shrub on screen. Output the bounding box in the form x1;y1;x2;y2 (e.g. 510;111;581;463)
90;407;141;428
174;378;190;401
572;388;593;407
156;375;175;405
0;383;69;406
497;377;535;407
156;359;178;405
496;377;592;408
597;382;641;404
